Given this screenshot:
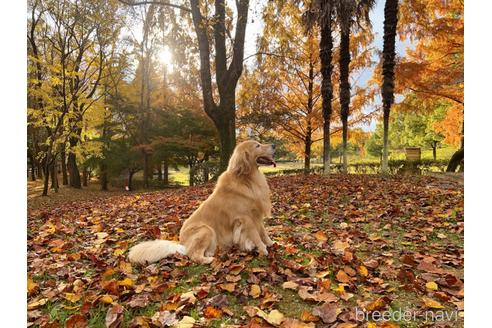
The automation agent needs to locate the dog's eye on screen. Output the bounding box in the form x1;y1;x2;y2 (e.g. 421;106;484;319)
256;144;260;148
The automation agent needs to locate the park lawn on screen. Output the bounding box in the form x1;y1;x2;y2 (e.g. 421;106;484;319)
27;174;463;327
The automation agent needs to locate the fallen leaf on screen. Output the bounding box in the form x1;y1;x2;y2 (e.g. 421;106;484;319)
65;314;87;328
358;265;369;277
282;281;299;290
250;284;261;298
312;303;340;323
314;231;328;241
105;303;123;328
336;270;351;283
425;281;438;290
204;306;223;319
218;283;236;292
422;297;444;309
174;316;195;328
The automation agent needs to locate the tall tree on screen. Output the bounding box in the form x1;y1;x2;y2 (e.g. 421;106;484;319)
305;0;335;174
121;0;250;174
239;0;322;171
336;0;375;173
381;0;399;173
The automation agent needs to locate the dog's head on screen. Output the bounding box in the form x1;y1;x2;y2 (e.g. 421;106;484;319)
228;140;276;176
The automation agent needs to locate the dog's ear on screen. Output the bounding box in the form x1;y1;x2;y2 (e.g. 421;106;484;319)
228;149;251;176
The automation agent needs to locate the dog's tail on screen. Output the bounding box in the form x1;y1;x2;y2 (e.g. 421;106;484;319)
128;240;186;264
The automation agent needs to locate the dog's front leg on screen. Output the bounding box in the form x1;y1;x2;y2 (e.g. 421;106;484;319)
242;219;268;256
259;223;274;247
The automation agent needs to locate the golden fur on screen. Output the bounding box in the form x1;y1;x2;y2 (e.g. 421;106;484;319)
128;140;275;265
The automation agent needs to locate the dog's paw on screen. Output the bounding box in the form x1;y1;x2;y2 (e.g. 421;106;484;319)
258;247;268;256
264;238;274;247
201;256;216;264
243;239;255;251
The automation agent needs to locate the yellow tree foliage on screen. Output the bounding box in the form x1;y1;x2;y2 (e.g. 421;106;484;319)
395;0;463;146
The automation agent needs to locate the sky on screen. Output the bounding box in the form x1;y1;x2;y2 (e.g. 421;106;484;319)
243;0;414;132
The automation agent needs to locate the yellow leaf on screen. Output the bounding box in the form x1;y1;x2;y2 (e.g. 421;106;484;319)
99;295;114;304
367;323;377;328
250;284;261;298
118;278;134;287
358;265;369;277
314;231;328;241
27;298;48;310
113;249;125;256
426;281;438;290
422;297;444;309
64;292;82;303
27;277;38;294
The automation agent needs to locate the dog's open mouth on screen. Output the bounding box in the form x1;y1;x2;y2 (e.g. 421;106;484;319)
256;156;276;167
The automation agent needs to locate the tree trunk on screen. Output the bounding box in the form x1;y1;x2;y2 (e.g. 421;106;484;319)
304;133;312;174
42;160;50;196
381;0;399;173
61;149;68;185
203;154;210;183
216;108;236;174
432;142;437;161
68;134;82;188
37;163;43;179
157;162;163;181
163;159;169;185
50;161;58;193
28;151;36;181
82;168;88;187
319;1;333;175
189;163;195;187
143;152;149;188
128;171;135;191
446;148;464;172
339;30;351;174
100;162;108;191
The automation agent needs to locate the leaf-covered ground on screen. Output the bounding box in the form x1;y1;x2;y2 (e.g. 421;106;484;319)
27;174;464;328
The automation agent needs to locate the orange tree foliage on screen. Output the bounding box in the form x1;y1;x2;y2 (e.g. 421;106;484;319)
238;0;376;163
395;0;463;146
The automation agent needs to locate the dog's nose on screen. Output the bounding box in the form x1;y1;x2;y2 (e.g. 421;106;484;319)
271;144;276;150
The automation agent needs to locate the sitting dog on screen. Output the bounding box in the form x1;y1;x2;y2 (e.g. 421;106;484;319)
128;140;276;264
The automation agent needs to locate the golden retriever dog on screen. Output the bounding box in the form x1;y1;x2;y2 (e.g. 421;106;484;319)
128;140;276;264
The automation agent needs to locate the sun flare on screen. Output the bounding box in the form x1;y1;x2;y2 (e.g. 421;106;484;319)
157;47;173;72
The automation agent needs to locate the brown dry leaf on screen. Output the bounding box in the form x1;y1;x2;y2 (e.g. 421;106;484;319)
422;297;445;309
65;314;87;328
174;316;196;328
218;283;236;292
256;308;285;326
282;281;299;290
336;270;351;283
312;303;340;324
315;270;330;278
250;284;261;298
300;309;319;322
314;231;328;241
366;297;391;311
282;318;316;328
225;274;242;282
105;303;124;328
332;240;350;255
150;311;177;326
